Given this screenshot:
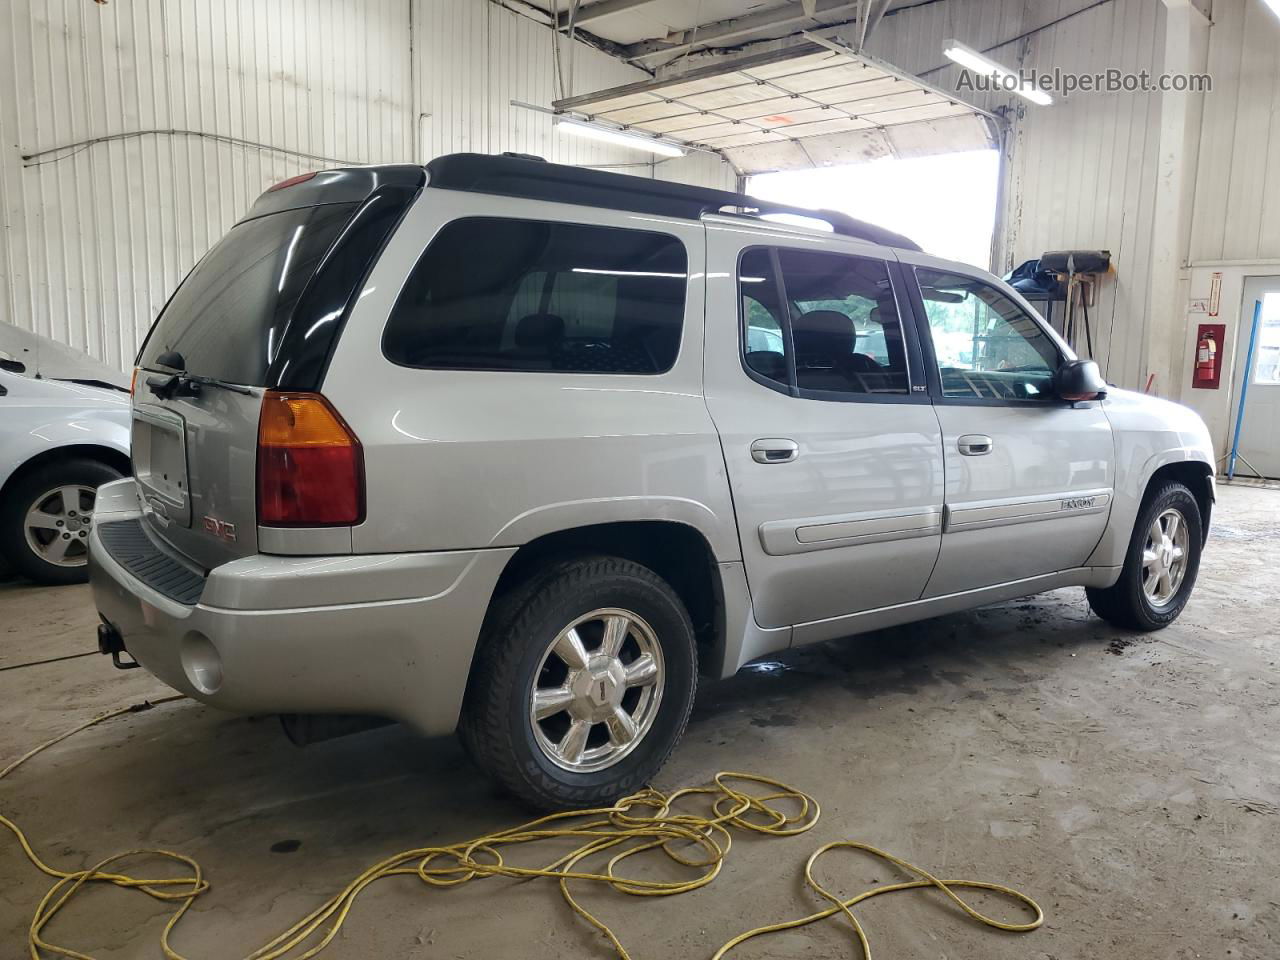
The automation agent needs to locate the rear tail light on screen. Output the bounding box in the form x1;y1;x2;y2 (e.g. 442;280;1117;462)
129;367;138;396
257;392;363;526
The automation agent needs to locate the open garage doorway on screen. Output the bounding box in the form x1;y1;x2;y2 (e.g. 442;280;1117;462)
746;149;1001;269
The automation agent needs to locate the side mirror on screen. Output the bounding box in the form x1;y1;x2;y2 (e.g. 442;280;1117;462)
1054;359;1107;402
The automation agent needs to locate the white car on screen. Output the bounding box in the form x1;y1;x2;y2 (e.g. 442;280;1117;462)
0;362;130;584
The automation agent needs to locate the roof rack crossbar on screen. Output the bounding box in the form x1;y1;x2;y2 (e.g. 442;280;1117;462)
424;152;920;251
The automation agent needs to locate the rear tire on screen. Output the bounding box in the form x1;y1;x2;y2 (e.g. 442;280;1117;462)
1086;481;1202;631
459;555;697;810
0;458;122;586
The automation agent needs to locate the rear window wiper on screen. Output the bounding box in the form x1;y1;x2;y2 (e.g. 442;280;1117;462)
145;369;254;399
146;349;252;396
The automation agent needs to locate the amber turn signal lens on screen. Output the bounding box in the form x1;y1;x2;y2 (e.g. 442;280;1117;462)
259;392;357;447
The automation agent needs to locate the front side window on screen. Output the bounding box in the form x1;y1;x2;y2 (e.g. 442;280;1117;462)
916;268;1060;400
382;218;687;374
738;247;910;398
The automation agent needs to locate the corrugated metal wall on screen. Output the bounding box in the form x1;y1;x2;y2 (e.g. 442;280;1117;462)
415;0;629;163
998;0;1167;391
868;0;1167;390
1179;1;1280;456
5;0;1273;382
410;0;734;184
0;0;413;371
1188;0;1280;264
0;0;733;372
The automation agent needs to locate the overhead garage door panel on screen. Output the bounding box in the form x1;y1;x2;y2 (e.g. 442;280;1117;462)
766;63;882;95
599;100;700;125
828;91;948;118
717;96;813;120
765;116;876;139
863;100;978;126
552;41;999;174
675;83;777;110
589;91;665;113
643;113;723;134
721;113;996;173
751;106;853;128
701;130;791;149
739;50;837;81
806;75;909;105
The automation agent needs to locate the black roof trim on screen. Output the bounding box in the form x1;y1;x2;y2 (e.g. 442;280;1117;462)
424;153;921;251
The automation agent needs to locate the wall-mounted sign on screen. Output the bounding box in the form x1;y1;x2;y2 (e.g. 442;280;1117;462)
1188;298;1209;314
1208;272;1222;317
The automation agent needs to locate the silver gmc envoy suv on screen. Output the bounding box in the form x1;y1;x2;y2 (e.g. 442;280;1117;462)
91;153;1214;808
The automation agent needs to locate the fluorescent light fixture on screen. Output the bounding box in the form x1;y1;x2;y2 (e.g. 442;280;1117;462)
555;117;686;158
943;39;1053;106
1265;0;1280;21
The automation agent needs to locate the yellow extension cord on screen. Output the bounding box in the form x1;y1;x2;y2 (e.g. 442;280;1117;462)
2;696;1044;960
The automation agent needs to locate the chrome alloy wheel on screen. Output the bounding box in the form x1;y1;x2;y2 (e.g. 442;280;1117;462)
1142;508;1189;607
529;607;665;773
23;485;96;568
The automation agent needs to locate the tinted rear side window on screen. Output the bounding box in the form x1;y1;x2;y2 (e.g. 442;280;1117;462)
139;203;357;386
382;218;688;374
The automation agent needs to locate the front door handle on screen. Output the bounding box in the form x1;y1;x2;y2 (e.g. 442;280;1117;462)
751;438;799;464
957;434;993;456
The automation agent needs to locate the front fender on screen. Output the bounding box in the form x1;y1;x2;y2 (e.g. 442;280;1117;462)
0;415;130;491
1088;390;1214;568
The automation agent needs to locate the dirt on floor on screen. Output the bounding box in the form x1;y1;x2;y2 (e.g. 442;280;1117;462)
1;483;1278;959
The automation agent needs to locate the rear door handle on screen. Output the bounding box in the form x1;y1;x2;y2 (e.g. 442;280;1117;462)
751;438;799;464
957;434;993;456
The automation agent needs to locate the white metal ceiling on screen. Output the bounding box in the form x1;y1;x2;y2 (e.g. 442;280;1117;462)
529;0;920;56
543;0;768;47
553;42;999;174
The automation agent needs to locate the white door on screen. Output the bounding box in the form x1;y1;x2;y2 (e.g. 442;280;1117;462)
906;262;1115;597
1229;279;1280;479
702;222;945;630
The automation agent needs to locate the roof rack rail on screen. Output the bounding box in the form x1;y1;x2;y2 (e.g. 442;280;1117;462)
424;152;920;252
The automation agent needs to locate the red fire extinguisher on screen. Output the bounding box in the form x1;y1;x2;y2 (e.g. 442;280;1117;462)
1195;331;1217;383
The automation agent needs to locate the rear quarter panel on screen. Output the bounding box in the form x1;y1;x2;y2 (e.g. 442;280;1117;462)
320;188;739;561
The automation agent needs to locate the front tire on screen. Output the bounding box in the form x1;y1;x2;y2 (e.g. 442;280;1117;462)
459;555;697;810
1086;481;1202;631
0;458;122;586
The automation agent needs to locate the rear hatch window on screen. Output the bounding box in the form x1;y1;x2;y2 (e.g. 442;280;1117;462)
129;168;422;571
138;203;358;387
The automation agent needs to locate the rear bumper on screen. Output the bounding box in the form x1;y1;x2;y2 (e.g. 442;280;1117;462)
88;479;514;735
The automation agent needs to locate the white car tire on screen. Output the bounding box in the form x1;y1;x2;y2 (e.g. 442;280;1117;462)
0;457;121;586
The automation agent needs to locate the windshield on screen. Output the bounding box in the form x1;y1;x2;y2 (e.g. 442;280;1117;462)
138;202;357;386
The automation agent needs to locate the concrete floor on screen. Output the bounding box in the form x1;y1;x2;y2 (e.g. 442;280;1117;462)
2;483;1278;959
